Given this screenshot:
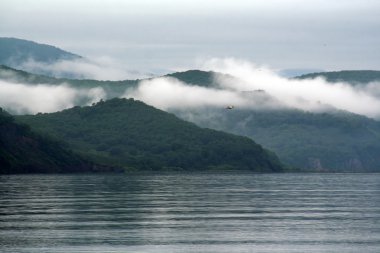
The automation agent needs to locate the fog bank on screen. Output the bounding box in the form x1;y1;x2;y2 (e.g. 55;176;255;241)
0;81;106;114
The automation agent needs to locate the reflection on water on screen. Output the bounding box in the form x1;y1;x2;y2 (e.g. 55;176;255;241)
0;173;380;253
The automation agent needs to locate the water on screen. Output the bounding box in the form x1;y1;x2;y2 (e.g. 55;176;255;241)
0;173;380;253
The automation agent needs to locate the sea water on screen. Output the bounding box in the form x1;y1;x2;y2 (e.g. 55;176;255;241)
1;172;379;253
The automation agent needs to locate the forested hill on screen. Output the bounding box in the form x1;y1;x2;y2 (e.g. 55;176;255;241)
17;98;284;172
181;108;380;172
0;37;80;66
0;108;98;174
296;70;380;84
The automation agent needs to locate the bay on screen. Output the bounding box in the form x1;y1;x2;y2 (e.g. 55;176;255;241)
1;172;380;253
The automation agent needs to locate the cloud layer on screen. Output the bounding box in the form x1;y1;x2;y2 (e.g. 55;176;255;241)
0;81;106;114
19;57;150;81
2;58;380;119
124;58;380;119
127;77;246;110
203;58;380;118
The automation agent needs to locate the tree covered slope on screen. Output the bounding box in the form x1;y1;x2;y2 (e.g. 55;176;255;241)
177;108;380;172
0;108;99;174
17;98;284;172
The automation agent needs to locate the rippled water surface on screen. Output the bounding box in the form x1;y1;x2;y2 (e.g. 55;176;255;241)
1;173;380;253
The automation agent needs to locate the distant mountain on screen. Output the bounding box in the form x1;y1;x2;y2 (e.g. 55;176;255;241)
0;37;80;67
16;98;284;172
0;108;104;174
296;70;380;84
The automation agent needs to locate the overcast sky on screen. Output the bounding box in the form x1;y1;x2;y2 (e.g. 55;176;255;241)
1;0;379;73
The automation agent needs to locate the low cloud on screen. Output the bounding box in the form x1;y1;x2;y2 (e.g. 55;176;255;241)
121;58;380;119
0;80;106;114
19;57;151;81
126;77;247;110
2;57;380;119
201;58;380;118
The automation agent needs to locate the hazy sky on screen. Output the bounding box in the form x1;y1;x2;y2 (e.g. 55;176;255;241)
1;0;379;73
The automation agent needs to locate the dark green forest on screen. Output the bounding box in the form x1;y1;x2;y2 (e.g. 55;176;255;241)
17;98;284;172
0;108;104;174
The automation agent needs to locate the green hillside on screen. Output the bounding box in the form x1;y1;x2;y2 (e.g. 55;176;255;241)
296;70;380;84
0;37;80;66
0;108;101;174
17;98;284;172
177;108;380;172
